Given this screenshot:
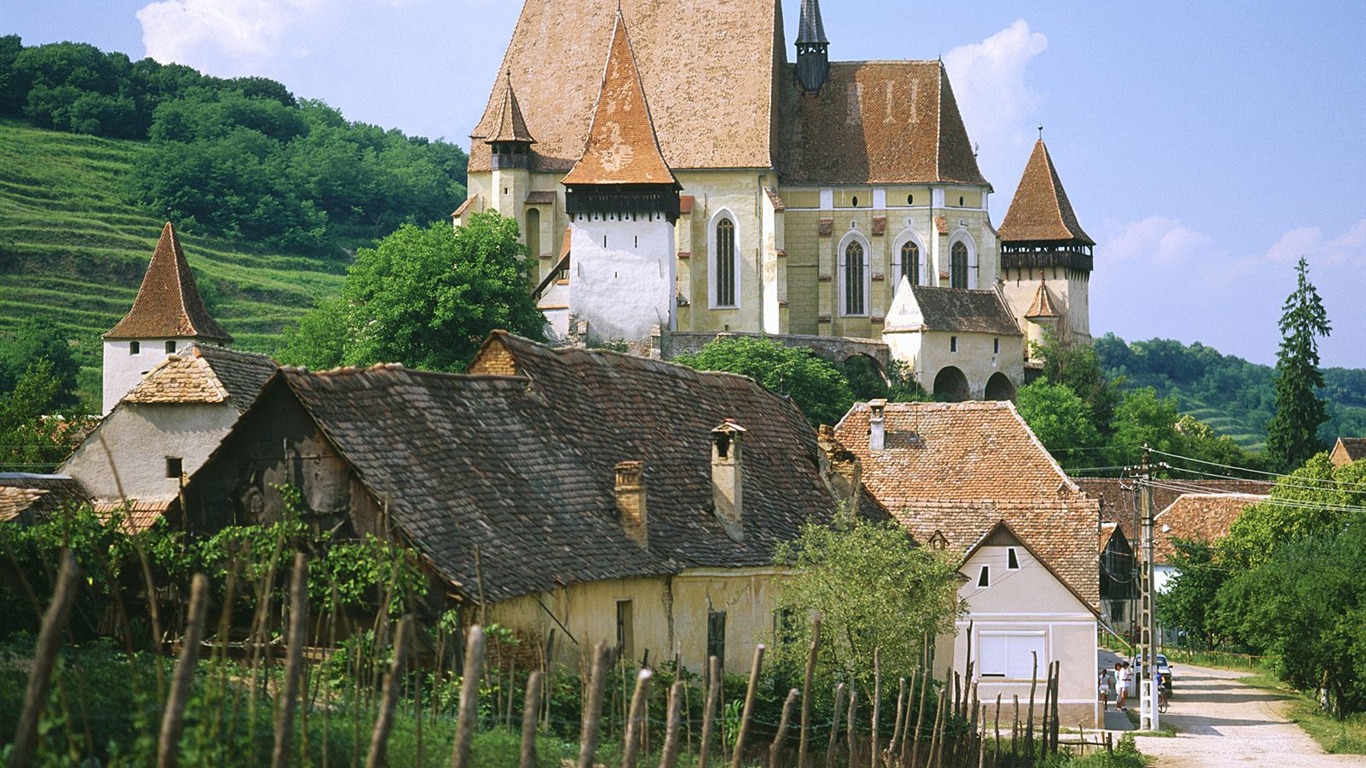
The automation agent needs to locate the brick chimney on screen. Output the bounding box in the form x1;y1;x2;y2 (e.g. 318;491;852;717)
615;461;648;548
868;398;887;451
711;421;747;541
817;425;862;516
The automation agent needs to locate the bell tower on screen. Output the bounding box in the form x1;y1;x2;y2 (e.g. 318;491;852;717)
795;0;830;92
485;70;536;217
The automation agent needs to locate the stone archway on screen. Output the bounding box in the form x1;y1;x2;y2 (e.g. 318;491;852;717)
932;366;970;402
985;372;1017;402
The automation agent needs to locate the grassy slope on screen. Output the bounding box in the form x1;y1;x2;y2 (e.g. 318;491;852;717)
0;121;346;404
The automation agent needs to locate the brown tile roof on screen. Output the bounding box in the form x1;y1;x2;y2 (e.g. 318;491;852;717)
1154;493;1267;564
886;285;1022;335
246;333;887;603
964;520;1100;617
997;139;1093;245
561;11;677;187
1024;281;1059;318
122;345;276;412
1073;478;1275;543
105;223;232;342
524;190;557;206
835;401;1099;606
0;474;87;524
483;70;536;145
1331;437;1366;466
471;0;781;174
778;60;988;186
93;500;170;533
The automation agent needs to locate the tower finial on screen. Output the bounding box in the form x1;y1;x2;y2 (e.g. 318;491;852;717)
795;0;830;92
1037;124;1044;140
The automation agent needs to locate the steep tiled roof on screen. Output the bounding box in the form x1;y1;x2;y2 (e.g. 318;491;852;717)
122;345;276;412
105;223;232;342
779;61;987;186
0;474;87;523
1154;493;1267;564
1074;478;1275;544
1024;282;1059;318
484;71;536;145
885;284;1022;335
964;520;1100;617
260;333;887;603
93;500;169;533
835;401;1098;606
1331;437;1366;466
561;11;677;187
470;0;782;174
997;140;1093;245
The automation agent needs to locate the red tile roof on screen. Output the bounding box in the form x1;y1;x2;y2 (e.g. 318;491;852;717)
122;345;276;412
0;474;87;523
1154;493;1266;564
1024;281;1059;318
1074;478;1275;544
105;223;232;342
1331;437;1366;467
483;70;537;145
997;139;1093;245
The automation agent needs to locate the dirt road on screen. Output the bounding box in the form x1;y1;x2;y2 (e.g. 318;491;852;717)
1132;662;1361;767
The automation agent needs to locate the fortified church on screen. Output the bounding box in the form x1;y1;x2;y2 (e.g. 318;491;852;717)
455;0;1097;401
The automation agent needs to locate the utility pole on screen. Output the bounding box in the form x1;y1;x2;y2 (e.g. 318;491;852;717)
1137;446;1158;731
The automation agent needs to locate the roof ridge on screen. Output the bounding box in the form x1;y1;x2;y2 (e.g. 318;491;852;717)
104;222;233;342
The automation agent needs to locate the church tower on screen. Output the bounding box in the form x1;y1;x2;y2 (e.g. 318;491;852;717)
561;9;681;348
795;0;830;92
485;70;536;219
102;222;232;414
997;137;1095;358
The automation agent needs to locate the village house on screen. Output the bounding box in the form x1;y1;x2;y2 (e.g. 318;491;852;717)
0;473;86;526
176;332;887;672
457;0;1099;399
1098;522;1138;630
834;399;1101;725
1152;492;1268;594
1330;437;1366;468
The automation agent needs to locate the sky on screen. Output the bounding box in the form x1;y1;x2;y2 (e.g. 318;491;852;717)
5;0;1364;368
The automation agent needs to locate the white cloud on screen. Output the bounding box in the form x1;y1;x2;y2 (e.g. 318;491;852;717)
137;0;327;66
943;20;1048;157
1100;216;1213;265
1265;220;1366;266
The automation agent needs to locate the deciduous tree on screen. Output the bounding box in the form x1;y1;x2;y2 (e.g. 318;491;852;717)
675;336;854;427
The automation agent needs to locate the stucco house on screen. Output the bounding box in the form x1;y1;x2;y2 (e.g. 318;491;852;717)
177;332;887;672
1153;492;1267;594
835;399;1100;725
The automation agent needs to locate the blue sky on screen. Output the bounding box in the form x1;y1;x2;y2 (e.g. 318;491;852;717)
6;0;1364;368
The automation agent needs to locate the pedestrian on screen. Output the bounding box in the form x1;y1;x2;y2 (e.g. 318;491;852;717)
1098;668;1111;710
1116;661;1130;711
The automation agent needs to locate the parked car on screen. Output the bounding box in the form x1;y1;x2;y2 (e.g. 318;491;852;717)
1131;653;1174;693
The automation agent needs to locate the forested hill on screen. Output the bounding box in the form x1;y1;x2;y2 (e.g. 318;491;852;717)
1094;334;1366;450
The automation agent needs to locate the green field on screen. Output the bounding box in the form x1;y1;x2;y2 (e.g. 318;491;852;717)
0;121;346;404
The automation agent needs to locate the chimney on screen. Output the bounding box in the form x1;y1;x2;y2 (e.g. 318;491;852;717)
711;421;747;541
868;398;887;451
615;461;648;548
817;425;862;516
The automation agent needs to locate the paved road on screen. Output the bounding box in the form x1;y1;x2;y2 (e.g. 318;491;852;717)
1128;661;1361;767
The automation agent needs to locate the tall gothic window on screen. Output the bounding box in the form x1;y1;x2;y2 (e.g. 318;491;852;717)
715;217;737;307
900;241;920;285
843;240;866;316
950;241;969;288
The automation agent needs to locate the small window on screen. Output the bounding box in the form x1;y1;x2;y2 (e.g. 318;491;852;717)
165;456;183;478
707;610;727;668
166;340;177;354
773;607;796;646
993;338;1000;355
603;236;608;248
977;565;990;587
616;600;635;660
851;195;859;207
129;341;140;355
950;336;959;353
1007;547;1020;570
959;196;965;206
907;194;914;205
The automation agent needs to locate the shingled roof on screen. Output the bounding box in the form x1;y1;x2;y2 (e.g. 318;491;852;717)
884;283;1022;336
835;401;1098;606
239;333;886;604
105;223;232;342
0;474;87;524
1154;493;1267;564
1024;282;1059;318
1331;437;1366;467
1073;478;1275;544
483;70;536;145
471;0;783;174
796;0;828;45
561;10;677;187
997;139;1093;245
122;345;276;411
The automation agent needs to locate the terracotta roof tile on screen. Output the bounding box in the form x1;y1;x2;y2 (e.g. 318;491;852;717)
562;11;677;187
835;401;1098;606
1154;493;1267;564
0;474;87;524
471;0;780;174
122;345;276;413
997;139;1093;245
105;223;232;342
483;70;537;145
93;500;170;533
524;190;557;205
1024;281;1059;318
1331;437;1366;466
884;285;1022;335
1073;478;1275;544
779;61;987;186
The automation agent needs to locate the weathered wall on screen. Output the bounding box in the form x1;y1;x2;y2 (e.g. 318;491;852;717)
570;212;676;345
101;338;213;414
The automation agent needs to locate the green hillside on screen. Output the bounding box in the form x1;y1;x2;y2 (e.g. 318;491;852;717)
0;121;345;404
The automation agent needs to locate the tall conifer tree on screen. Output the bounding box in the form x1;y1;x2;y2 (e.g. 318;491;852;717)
1265;257;1331;472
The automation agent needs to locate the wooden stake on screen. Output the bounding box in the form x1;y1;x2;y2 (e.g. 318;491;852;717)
622;669;654;768
871;648;882;768
798;615;821;768
698;656;721;768
927;684;945;768
889;677;907;766
769;688;798;768
899;671;917;768
1026;652;1038;759
452;625;487;768
272;553;308;768
659;680;685;768
367;617;412;768
846;689;858;768
520;670;543;768
157;573;209;768
731;644;765;768
910;673;929;768
577;641;610;768
824;683;845;768
9;550;79;768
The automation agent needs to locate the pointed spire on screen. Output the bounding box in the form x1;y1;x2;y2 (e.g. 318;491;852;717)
998;139;1093;246
797;0;828;45
561;10;677;187
795;0;830;92
105;222;232;342
483;69;536;146
1024;280;1060;319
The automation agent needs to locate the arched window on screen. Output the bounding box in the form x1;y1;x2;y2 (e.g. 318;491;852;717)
900;241;921;285
714;217;737;307
950;241;969;289
842;240;867;316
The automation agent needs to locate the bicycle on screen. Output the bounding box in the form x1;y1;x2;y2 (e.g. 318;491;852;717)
1157;679;1170;713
